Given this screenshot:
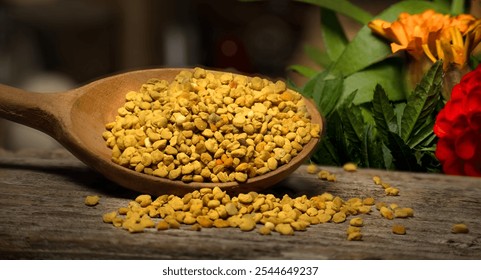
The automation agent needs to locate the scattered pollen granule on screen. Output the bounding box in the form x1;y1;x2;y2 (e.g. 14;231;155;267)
392;224;406;235
306;163;318;174
84;195;100;206
98;168;428;240
101;188;378;236
451;223;469;234
343;162;357;172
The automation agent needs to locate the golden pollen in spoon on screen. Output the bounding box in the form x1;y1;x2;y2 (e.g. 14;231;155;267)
103;68;321;185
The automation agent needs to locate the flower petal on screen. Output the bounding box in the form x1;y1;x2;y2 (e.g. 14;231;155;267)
450;83;465;101
390;21;409;46
368;11;481;70
468;111;481;132
391;43;406;54
455;130;478;160
435;138;455;162
367;19;390;38
466;87;481;113
433;110;451;138
444;98;466;122
464;160;481;177
442;157;465;175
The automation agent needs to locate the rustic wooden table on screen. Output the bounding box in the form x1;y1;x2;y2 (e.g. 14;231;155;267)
0;148;480;260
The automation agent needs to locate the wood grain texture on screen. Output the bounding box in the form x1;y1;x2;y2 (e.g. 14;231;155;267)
0;148;480;260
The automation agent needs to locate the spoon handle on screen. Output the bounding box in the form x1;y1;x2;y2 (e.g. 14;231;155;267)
0;83;65;137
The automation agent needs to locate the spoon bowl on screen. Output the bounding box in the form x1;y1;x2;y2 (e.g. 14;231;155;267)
0;68;323;195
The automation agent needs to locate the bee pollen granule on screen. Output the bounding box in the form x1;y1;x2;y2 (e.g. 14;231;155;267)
451;223;469;234
392;224;406;235
84;195;100;206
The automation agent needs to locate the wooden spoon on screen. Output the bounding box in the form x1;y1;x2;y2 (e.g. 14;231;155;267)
0;68;323;196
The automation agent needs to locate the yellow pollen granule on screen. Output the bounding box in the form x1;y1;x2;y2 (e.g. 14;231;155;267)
84;195;100;206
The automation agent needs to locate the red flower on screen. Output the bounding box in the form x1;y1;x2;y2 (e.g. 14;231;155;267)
434;64;481;176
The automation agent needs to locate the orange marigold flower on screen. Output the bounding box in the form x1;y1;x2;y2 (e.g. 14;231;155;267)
368;10;481;70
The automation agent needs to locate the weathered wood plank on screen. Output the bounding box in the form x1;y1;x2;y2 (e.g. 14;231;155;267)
0;149;480;259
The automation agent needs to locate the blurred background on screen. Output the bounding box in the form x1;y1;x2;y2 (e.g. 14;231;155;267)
0;0;394;151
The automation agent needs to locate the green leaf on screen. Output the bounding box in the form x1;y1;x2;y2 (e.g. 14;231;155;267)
327;110;350;163
321;8;348;61
287;65;318;79
382;143;394;170
387;131;422;171
434;0;451;10
286;78;300;92
401;60;443;142
300;70;343;117
341;58;406;104
295;0;372;24
360;105;375;126
394;103;406;135
470;53;481;69
339;95;364;147
311;136;341;165
329;26;389;77
361;125;385;169
451;0;466;14
330;1;450;77
372;84;398;142
304;45;332;68
312;73;344;116
342;89;357;106
312;110;347;165
341;105;365;162
300;71;327;99
417;148;442;172
337;90;365;158
406;119;436;148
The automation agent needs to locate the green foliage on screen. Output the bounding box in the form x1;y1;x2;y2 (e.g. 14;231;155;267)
295;0;372;24
289;0;465;172
434;0;452;10
309;60;445;171
400;61;443;142
287;65;318;79
341;58;406;105
387;131;423;171
320;8;348;61
301;71;344;117
304;45;332;68
313;61;442;171
361;125;386;169
372;85;398;142
469;52;481;69
450;0;466;14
